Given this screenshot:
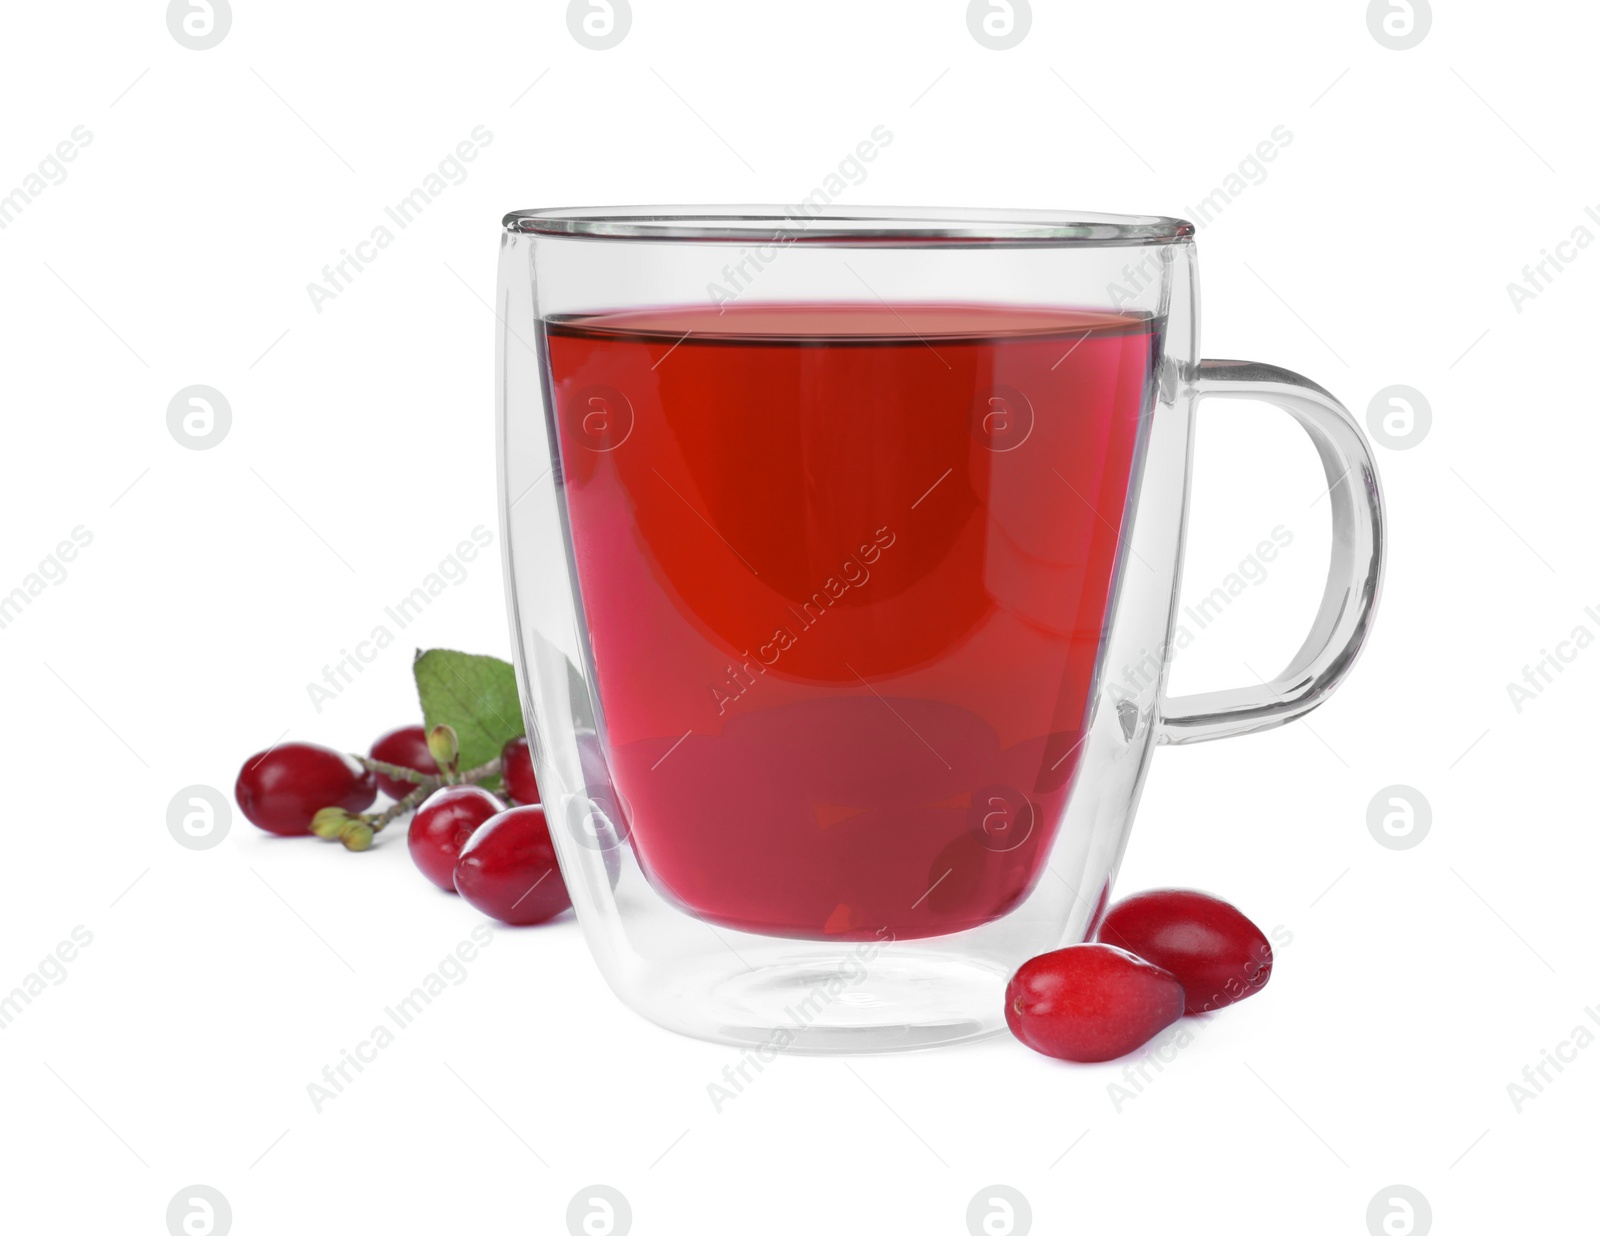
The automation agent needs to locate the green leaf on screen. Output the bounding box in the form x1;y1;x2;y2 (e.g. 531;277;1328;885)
413;649;525;782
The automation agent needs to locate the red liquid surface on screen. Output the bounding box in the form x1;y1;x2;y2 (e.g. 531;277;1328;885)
546;303;1158;939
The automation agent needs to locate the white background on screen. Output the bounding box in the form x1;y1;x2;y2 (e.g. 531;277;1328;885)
1;1;1593;1233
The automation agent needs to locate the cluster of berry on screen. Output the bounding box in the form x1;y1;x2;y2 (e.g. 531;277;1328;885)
1008;889;1274;1061
234;725;568;926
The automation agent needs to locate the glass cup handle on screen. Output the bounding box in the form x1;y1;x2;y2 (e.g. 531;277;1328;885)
1157;360;1385;745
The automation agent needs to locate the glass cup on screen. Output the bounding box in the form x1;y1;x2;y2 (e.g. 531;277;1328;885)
496;206;1383;1053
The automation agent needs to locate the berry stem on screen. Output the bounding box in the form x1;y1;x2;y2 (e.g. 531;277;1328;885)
459;756;502;783
367;784;432;835
327;756;503;852
352;754;434;785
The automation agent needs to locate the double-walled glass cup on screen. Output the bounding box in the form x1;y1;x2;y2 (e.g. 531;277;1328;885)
496;206;1383;1053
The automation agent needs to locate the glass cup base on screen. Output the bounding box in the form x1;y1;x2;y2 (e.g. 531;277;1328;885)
624;946;1013;1054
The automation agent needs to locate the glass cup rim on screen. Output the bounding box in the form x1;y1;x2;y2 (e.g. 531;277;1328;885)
503;204;1194;246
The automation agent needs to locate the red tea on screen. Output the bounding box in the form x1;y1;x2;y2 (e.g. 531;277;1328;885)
546;302;1158;940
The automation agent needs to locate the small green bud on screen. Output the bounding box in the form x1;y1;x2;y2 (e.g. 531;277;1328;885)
426;724;460;773
340;820;375;851
311;807;351;840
